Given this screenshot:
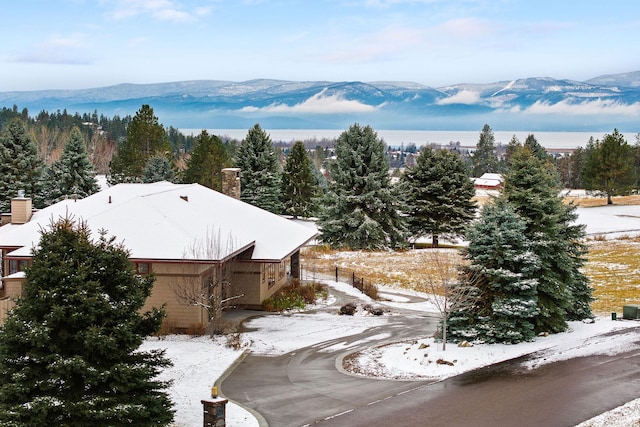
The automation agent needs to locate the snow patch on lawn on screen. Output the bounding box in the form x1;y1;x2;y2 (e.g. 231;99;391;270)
344;316;639;381
244;311;388;355
576;399;640;427
140;335;257;427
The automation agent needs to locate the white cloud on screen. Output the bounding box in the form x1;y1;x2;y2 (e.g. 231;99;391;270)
436;90;482;105
323;26;423;64
525;99;640;116
436;17;495;40
104;0;196;22
364;0;441;8
14;33;92;64
240;89;382;114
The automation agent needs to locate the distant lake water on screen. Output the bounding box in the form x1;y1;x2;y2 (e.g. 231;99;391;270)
182;129;638;150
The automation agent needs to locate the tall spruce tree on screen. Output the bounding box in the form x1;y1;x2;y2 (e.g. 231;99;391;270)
582;129;636;204
281;141;320;218
503;134;521;170
108;104;170;184
448;199;540;344
0;218;174;426
41;126;100;205
400;147;476;247
0;118;44;211
471;124;499;177
524;134;548;161
143;155;176;183
317;123;406;250
182;130;232;191
237;124;282;213
503;146;592;333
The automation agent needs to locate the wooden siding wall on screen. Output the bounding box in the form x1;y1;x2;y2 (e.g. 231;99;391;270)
0;257;295;328
2;277;24;299
0;299;15;323
232;258;290;309
232;262;262;308
143;262;209;331
0;276;23;323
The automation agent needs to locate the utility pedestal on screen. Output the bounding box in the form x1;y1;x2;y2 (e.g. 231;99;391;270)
202;397;227;427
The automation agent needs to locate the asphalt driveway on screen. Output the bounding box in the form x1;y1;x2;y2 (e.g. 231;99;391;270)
220;288;640;427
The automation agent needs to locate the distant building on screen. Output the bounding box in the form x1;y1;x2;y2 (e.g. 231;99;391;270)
473;173;504;191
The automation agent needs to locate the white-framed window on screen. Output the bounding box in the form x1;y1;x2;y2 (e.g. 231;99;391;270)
135;262;151;275
9;259;29;275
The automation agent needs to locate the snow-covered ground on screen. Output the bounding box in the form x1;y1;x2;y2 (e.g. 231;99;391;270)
577;203;640;239
141;204;640;427
142;279;640;427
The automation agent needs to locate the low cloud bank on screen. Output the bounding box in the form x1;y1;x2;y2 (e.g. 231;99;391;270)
241;88;382;114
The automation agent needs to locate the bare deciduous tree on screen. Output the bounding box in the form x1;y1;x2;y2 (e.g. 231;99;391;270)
88;132;117;175
417;249;477;350
173;228;245;336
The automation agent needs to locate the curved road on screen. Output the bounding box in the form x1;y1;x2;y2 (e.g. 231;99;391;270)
220;290;640;427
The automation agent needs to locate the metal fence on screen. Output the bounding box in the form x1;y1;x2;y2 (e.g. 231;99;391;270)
301;264;378;299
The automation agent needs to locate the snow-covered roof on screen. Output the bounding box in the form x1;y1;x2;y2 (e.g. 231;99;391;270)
473;178;502;188
0;182;317;262
478;173;504;182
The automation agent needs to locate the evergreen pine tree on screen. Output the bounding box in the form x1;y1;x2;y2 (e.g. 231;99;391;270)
42;126;100;205
109;105;170;184
557;204;593;321
471;124;499;177
448;199;540;344
400;147;476;247
237;124;282;213
317;123;407;250
524;134;548;161
0;118;44;211
143;155;175;183
0;218;174;426
503;134;520;170
503;146;592;333
182;130;231;191
582;129;636;204
281;141;320;218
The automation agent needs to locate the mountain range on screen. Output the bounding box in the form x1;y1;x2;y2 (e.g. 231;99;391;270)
1;71;640;132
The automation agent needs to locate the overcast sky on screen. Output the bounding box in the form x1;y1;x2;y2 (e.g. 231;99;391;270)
1;0;639;91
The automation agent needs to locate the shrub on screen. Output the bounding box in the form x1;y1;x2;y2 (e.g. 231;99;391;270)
363;283;378;300
262;280;328;312
226;332;243;349
340;302;357;315
186;323;206;336
157;319;177;337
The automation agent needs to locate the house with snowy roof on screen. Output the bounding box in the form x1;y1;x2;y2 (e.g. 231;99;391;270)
0;171;317;330
473;173;504;191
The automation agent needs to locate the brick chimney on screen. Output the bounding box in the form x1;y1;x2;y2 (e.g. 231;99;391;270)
11;190;32;224
221;168;241;200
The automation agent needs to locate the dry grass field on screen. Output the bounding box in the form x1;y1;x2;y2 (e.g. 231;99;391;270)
301;195;640;316
565;194;640;207
583;236;640;315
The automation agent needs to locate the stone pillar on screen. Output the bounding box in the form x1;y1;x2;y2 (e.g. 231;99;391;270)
202;397;228;427
221;168;241;200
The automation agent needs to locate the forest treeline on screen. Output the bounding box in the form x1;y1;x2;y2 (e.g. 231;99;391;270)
0;105;195;174
2;103;639;201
